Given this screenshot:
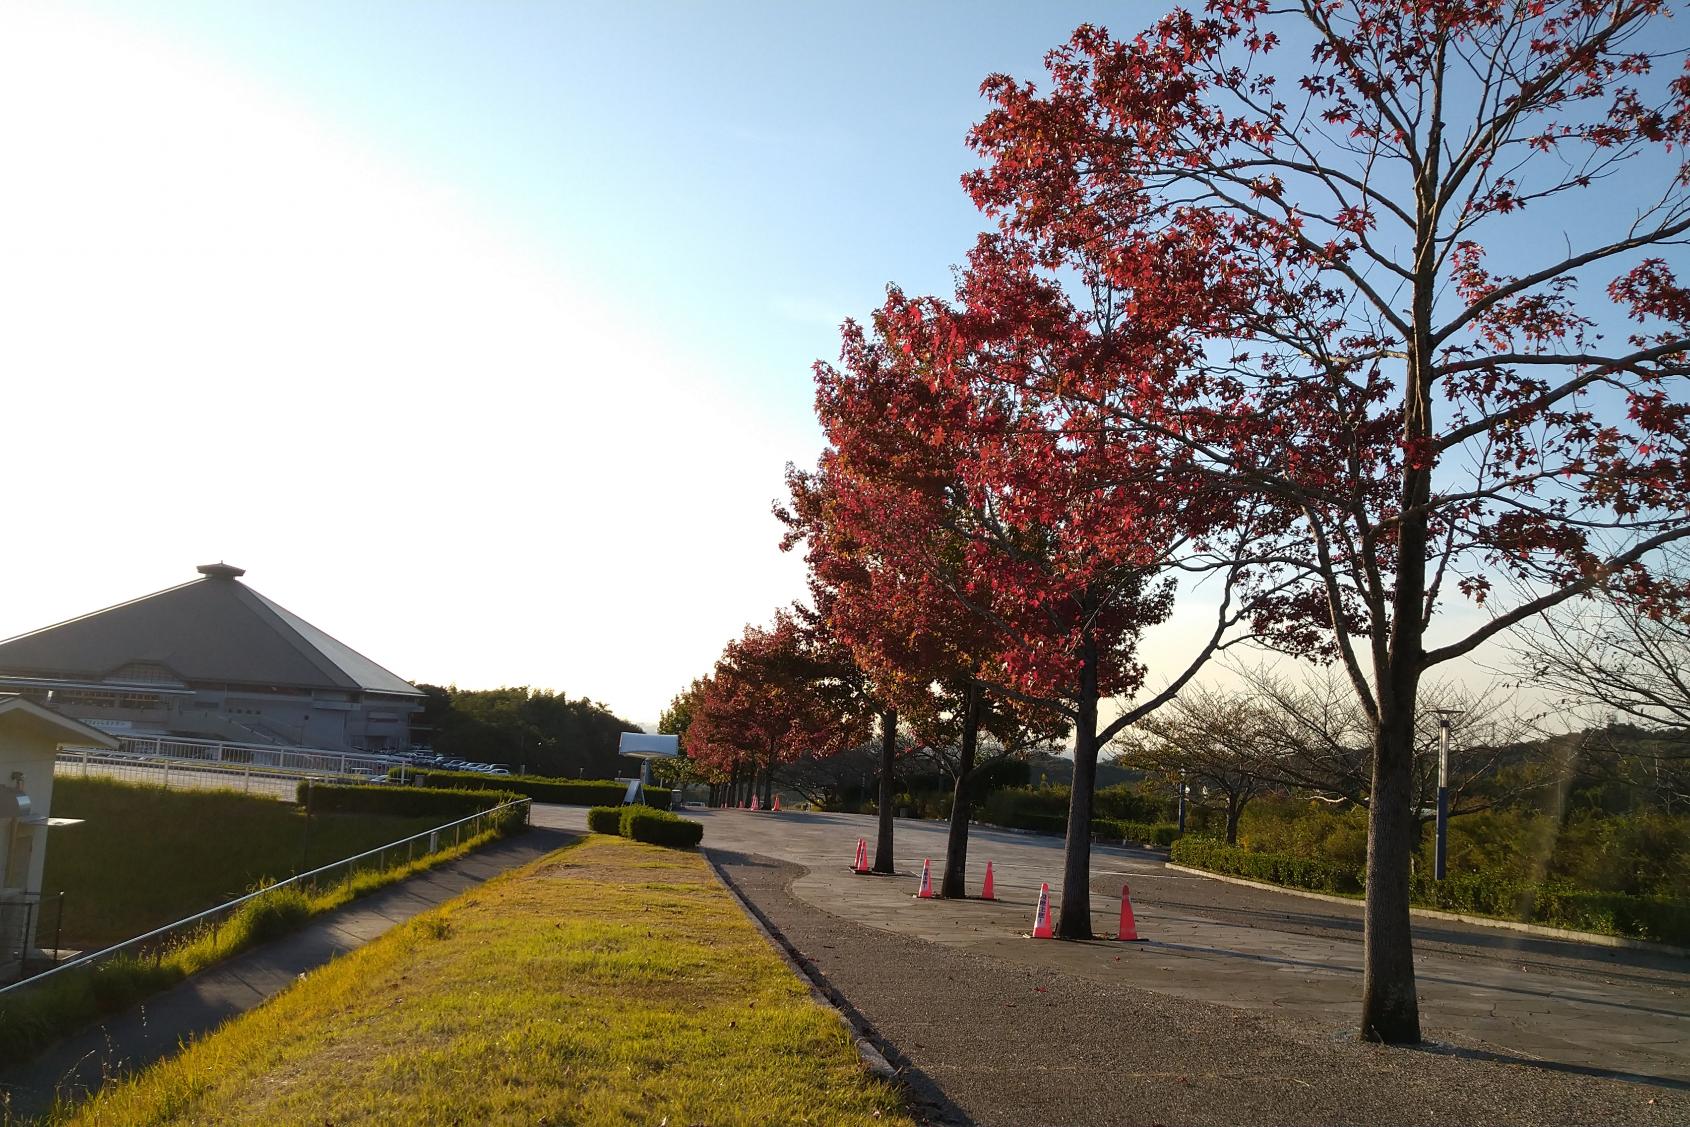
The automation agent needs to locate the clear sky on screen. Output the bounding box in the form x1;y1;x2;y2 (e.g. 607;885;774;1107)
0;0;1121;725
3;2;1670;729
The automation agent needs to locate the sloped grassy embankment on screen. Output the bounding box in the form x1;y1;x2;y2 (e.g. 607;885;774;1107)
66;835;912;1126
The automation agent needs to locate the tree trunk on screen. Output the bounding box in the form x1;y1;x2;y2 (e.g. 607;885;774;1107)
1362;679;1422;1043
1058;633;1100;939
941;684;981;898
1224;793;1242;845
873;708;898;874
1360;159;1437;1038
1357;102;1444;1042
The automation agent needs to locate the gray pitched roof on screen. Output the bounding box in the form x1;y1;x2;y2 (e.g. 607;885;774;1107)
0;565;421;697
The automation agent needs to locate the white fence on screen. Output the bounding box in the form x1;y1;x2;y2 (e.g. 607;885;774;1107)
64;733;400;779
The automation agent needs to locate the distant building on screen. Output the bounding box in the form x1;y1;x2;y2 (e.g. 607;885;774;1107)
0;564;424;752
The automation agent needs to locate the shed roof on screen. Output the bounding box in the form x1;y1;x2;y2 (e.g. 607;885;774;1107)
0;566;422;698
0;695;120;750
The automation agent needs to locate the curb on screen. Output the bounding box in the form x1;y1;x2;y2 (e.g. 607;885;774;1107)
702;852;901;1086
1163;863;1690;958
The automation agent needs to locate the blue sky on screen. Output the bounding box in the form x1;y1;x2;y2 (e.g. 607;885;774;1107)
3;2;1680;727
102;1;1117;434
0;1;1116;723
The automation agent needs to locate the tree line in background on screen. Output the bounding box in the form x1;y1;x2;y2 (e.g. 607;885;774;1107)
668;1;1690;1046
414;684;641;779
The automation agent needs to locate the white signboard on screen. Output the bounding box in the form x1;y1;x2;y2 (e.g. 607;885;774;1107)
618;733;679;758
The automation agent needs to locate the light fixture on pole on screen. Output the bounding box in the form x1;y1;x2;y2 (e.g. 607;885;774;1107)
1428;709;1462;881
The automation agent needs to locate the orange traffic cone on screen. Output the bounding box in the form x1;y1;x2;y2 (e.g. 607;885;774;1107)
852;838;869;874
1118;882;1146;941
917;859;933;899
981;860;996;900
1031;882;1054;939
772;794;781;812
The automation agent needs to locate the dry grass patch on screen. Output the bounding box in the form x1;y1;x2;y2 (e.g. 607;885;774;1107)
65;836;912;1127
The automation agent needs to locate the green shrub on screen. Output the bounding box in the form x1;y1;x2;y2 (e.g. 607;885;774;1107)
1409;872;1690;944
1094;819;1180;848
587;806;623;834
1237;799;1370;871
618;807;705;848
1094;783;1174;823
1173;837;1689;944
980;786;1070;832
1170;836;1364;895
301;783;519;822
411;771;672;810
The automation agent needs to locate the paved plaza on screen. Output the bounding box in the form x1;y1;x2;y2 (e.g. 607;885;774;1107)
533;804;1689;1088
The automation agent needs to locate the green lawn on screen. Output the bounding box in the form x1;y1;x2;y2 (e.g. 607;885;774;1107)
43;777;443;949
67;836;914;1127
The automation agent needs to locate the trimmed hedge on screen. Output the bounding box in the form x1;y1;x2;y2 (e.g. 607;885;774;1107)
1410;872;1690;945
1172;837;1690;944
586;805;623;834
1094;819;1181;848
979;787;1069;832
410;770;672;811
619;807;704;848
300;783;521;822
1170;836;1364;895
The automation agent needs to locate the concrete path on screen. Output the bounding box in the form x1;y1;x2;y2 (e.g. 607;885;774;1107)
538;806;1689;1088
0;825;575;1122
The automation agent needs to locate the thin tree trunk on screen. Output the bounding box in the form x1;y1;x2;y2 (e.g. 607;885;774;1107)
1058;633;1100;939
1225;793;1242;845
1361;182;1436;1039
1363;679;1422;1043
873;708;898;873
941;683;981;898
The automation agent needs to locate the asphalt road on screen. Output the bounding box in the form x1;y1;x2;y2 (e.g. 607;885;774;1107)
533;804;1689;1089
716;851;1686;1127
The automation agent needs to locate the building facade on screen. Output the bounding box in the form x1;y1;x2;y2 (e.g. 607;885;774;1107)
0;564;424;752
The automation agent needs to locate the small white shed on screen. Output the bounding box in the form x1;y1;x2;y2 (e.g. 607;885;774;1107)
0;695;117;959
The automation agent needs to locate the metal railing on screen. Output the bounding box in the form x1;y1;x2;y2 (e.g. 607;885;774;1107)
54;749;375;795
0;798;531;997
63;733;401;779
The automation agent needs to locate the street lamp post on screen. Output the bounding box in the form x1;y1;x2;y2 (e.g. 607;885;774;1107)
1430;712;1461;881
1177;771;1188;834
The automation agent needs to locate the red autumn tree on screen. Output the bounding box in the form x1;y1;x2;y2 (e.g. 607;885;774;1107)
684;609;873;809
784;453;1066;898
966;1;1690;1041
778;471;922;874
809;246;1255;934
